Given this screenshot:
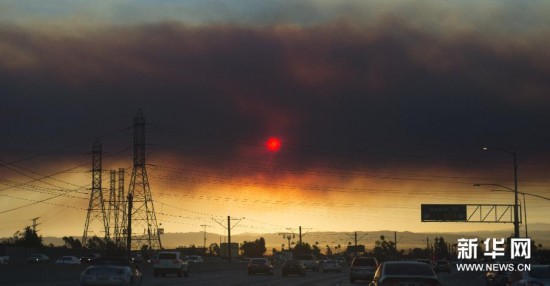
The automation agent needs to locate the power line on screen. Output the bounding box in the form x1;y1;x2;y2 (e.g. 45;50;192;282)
0;185;89;214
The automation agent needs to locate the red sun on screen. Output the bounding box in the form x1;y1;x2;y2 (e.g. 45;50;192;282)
265;137;281;152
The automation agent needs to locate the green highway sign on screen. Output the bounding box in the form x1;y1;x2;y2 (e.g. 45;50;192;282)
421;204;467;222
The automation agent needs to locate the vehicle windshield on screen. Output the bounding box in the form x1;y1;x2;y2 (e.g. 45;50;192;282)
384;263;435;276
158;253;177;259
530;266;550;279
353;258;377;266
90;257;131;266
285;260;301;266
86;266;126;274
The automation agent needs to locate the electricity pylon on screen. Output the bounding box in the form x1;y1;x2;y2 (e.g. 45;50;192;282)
127;110;162;251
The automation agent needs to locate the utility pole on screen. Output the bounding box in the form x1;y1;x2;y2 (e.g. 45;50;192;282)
279;232;295;251
31;217;40;233
213;216;244;263
227;216;231;262
299;226;302;245
353;232;360;257
394;231;397;253
200;224;210;253
345;231;367;257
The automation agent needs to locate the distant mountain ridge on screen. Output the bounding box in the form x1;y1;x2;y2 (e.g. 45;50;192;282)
41;224;550;252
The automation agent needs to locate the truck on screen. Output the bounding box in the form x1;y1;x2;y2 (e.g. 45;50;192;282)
219;243;239;259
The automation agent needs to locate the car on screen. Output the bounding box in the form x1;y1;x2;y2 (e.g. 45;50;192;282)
0;256;9;264
297;254;319;271
336;256;347;265
80;257;142;286
240;256;252;263
80;257;92;264
486;268;513;286
282;259;306;277
186;255;204;263
131;253;144;263
434;260;452;273
151;251;189;277
27;254;50;264
248;258;274;275
370;261;442;286
56;256;81;264
320;260;342;273
509;264;550;286
349;256;378;283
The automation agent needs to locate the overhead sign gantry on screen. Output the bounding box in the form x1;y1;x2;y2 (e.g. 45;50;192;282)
421;204;521;223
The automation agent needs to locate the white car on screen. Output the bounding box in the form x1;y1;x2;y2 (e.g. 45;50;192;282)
297;254;319;271
56;256;81;264
152;252;189;277
80;257;142;286
81;265;141;286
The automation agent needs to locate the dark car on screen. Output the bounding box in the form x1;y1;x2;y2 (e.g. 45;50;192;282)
434;260;452;273
80;257;92;264
27;254;50;264
248;258;274;275
349;257;378;283
486;269;512;286
507;264;550;286
282;259;306;277
370;261;442;286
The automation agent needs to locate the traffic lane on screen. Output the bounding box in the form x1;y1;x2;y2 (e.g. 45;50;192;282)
145;268;350;286
437;270;486;286
3;264;488;286
146;270;488;286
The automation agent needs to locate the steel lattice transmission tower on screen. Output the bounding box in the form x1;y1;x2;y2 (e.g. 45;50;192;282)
83;138;109;245
107;170;116;239
127;110;162;250
116;168;126;245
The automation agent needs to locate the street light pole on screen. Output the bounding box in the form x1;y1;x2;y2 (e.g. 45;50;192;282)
513;151;519;239
522;193;527;238
483;147;520;238
489;190;529;238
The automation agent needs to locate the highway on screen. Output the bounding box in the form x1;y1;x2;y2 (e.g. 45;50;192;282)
0;261;488;286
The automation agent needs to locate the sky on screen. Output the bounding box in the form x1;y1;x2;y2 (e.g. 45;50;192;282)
1;0;550;247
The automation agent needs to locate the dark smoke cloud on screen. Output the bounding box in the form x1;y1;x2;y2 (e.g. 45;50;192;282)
1;13;550;177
